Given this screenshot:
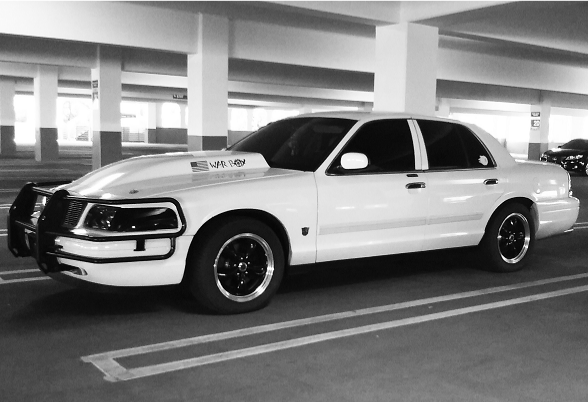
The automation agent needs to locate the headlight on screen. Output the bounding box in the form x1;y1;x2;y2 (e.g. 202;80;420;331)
84;205;178;232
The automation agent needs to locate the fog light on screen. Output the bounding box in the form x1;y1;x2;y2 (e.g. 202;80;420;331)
68;267;88;276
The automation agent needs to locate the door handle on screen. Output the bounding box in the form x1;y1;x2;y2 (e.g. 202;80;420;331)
484;179;498;185
406;182;426;189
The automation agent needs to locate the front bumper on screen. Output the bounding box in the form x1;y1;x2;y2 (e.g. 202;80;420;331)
7;182;187;275
541;156;586;173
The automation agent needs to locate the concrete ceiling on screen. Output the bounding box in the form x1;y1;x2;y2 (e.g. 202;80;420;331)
1;1;587;109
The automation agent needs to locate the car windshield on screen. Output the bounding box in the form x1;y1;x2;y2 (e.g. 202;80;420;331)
561;139;588;150
228;117;357;171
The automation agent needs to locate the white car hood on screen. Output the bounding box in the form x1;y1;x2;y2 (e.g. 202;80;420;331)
61;151;293;199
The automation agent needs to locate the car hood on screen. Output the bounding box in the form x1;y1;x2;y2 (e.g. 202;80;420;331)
60;151;297;199
543;148;587;157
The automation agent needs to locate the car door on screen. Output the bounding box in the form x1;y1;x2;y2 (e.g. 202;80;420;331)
315;119;429;262
414;119;506;250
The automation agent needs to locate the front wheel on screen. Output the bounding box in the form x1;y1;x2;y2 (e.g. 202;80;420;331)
186;217;285;314
480;204;535;272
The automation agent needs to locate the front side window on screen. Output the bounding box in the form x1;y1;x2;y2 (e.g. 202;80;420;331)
417;120;495;170
328;119;415;174
229;117;356;171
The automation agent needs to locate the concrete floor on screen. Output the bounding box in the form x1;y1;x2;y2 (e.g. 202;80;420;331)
1;148;588;401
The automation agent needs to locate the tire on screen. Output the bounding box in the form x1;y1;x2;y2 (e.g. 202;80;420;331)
186;217;285;314
479;204;535;273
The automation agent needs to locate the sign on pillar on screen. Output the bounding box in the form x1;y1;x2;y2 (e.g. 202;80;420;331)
91;46;122;170
527;102;551;161
0;78;17;156
34;65;59;162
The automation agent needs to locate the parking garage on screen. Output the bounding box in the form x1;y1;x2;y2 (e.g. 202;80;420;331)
1;2;588;401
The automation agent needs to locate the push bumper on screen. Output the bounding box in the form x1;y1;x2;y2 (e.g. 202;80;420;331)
7;182;186;275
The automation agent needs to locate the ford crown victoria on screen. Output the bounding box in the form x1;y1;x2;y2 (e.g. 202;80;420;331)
8;113;579;313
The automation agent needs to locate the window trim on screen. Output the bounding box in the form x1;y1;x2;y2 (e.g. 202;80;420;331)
325;118;422;176
412;119;497;172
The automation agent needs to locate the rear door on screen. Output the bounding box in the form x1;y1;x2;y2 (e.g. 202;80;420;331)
415;119;506;250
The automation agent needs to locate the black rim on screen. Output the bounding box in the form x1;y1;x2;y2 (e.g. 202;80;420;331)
497;212;531;263
214;233;274;302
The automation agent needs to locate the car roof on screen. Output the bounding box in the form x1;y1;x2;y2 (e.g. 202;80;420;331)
295;111;461;124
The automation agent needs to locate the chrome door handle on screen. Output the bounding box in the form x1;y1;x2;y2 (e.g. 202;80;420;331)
406;182;426;189
484;179;498;185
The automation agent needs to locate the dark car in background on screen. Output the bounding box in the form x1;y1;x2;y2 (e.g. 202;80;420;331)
541;139;588;175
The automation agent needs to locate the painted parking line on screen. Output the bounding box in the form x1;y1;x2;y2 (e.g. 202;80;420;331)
0;268;49;285
83;272;588;382
0;276;49;285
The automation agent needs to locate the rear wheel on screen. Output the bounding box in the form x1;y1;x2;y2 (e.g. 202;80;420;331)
480;204;535;272
186;217;285;314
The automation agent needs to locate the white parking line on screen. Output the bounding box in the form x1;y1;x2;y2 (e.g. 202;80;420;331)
0;277;49;285
0;268;48;285
82;272;588;382
1;269;41;275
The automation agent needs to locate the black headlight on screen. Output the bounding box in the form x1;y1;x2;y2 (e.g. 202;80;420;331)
84;205;178;232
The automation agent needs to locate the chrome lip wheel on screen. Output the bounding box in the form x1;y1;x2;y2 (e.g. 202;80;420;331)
214;233;274;302
496;212;531;264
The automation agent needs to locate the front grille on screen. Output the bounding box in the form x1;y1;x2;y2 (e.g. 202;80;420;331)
62;200;86;228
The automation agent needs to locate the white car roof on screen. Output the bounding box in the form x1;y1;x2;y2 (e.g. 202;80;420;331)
295;111;462;124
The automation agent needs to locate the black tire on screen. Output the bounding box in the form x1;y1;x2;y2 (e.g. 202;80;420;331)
186;217;285;314
479;203;535;273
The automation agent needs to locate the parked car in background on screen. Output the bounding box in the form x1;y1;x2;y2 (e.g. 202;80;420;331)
541;139;588;175
8;112;580;314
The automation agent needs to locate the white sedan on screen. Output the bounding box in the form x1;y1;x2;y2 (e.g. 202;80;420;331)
8;112;579;313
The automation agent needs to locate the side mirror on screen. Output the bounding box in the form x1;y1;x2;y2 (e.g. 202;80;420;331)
341;153;368;170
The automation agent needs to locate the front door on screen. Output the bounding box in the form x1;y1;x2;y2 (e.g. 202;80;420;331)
315;119;429;262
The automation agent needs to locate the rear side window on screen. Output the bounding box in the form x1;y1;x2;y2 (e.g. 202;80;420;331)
417;120;495;170
328;119;415;174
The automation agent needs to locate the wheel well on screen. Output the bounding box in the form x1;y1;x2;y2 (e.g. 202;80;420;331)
489;197;537;232
193;209;291;266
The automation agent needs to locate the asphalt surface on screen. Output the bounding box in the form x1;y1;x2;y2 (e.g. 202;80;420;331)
1;147;588;401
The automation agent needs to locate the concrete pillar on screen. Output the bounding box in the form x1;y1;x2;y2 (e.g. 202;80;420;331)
91;46;122;169
374;23;439;116
436;98;451;118
145;102;157;143
528;96;551;160
34;66;59;162
246;108;254;131
0;77;17;156
187;13;229;151
361;102;373;112
179;103;187;129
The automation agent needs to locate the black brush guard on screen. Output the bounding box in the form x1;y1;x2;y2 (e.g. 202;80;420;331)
7;182;186;273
